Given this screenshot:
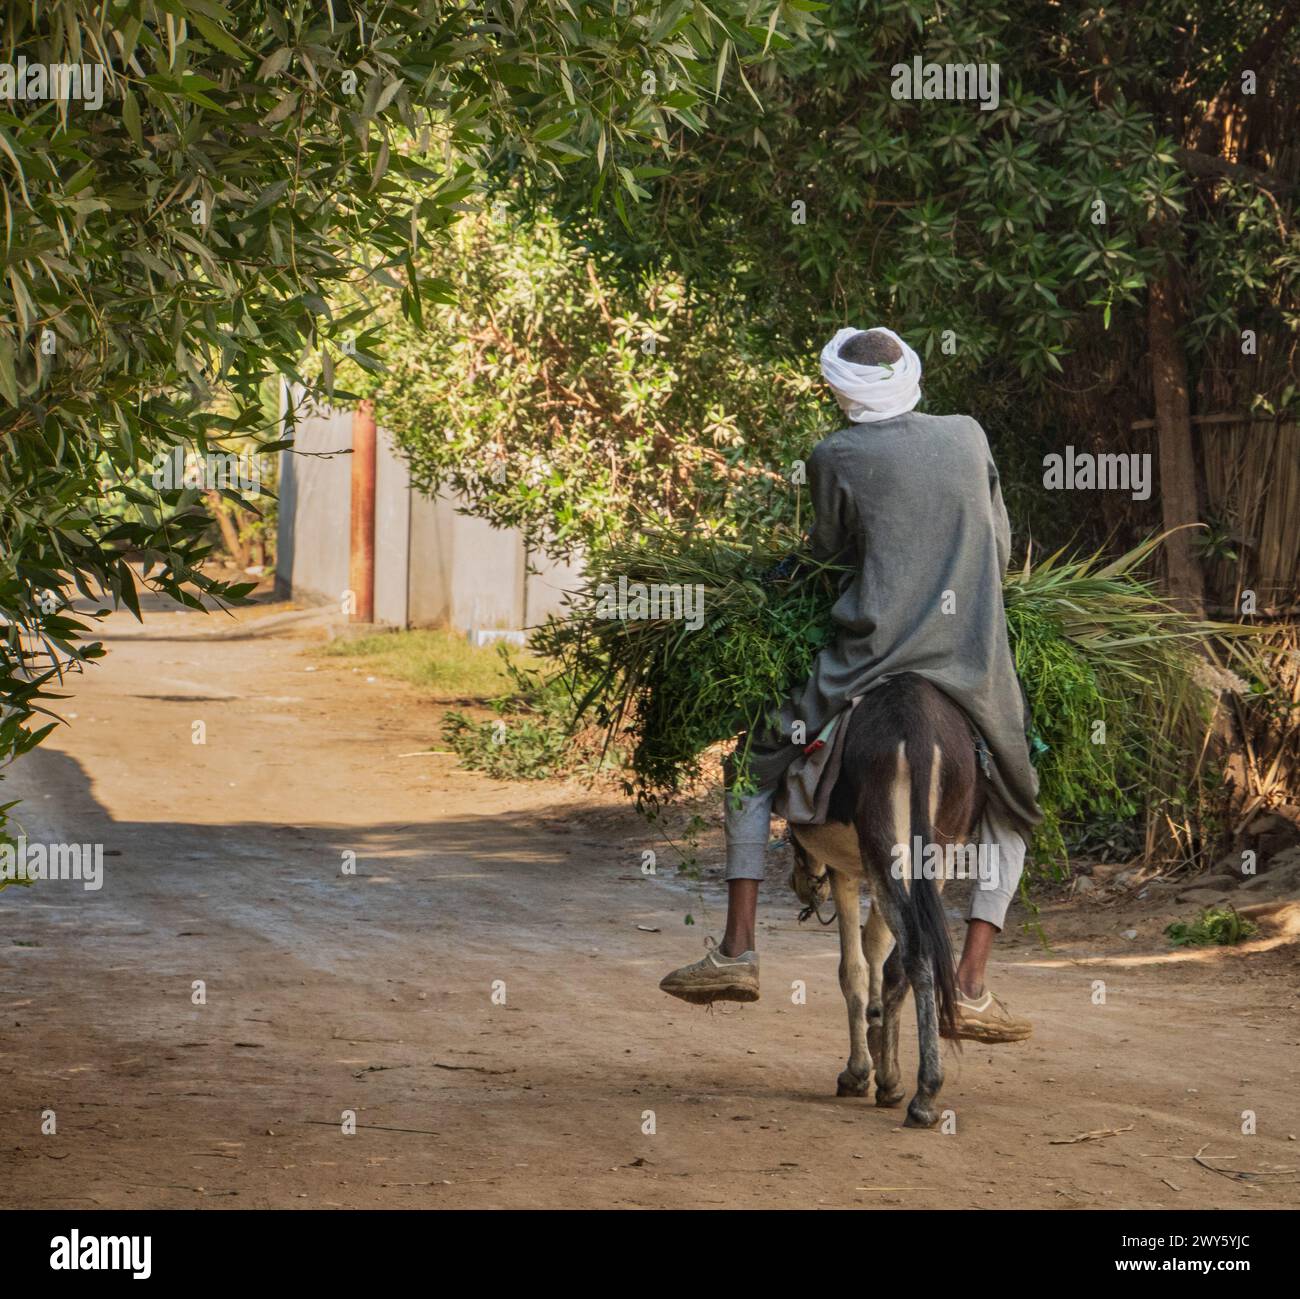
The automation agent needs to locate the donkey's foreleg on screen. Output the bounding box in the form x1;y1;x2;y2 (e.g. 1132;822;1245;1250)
831;870;873;1097
871;940;908;1109
863;900;891;1015
862;903;894;1080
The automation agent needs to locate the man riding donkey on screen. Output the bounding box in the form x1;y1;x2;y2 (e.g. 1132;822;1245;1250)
660;326;1040;1044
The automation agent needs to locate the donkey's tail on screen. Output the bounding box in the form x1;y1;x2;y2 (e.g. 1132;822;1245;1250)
903;732;959;1040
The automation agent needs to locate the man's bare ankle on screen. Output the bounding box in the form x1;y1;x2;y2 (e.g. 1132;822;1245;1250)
720;937;755;958
957;972;985;999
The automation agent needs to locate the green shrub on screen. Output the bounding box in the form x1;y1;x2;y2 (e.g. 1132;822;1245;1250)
1166;907;1259;947
442;661;598;782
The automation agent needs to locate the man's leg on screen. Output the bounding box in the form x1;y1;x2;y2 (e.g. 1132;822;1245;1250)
942;802;1032;1042
659;767;781;1003
956;919;998;1000
721;879;759;957
717;778;777;954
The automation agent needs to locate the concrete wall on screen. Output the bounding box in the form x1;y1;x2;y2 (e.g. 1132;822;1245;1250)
524;549;584;625
277;400;352;610
373;426;411;628
406;490;455;627
447;512;523;633
278;392;582;636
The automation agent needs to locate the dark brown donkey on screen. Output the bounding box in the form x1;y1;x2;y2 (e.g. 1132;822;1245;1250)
790;673;984;1128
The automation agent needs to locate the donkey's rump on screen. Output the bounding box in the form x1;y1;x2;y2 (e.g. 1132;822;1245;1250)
791;674;984;873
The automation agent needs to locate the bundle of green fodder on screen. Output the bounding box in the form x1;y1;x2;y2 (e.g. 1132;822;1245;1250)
537;530;1258;862
1000;537;1256;861
535;528;837;799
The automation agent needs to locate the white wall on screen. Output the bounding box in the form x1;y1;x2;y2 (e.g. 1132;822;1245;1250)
278;394;582;636
277;400;352;611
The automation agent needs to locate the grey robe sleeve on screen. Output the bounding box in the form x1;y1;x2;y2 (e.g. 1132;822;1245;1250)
808;442;855;564
980;423;1011;573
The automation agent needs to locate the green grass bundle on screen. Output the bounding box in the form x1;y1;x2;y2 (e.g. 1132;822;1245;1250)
537;528;838;799
1001;536;1252;860
538;530;1260;864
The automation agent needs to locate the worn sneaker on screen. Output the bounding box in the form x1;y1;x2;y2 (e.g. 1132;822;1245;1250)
941;988;1032;1043
659;939;759;1004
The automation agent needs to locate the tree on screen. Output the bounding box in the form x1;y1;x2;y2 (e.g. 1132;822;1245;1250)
340;206;828;556
0;0;794;849
519;0;1297;599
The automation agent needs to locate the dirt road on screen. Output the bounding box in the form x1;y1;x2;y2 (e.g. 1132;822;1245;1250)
3;603;1298;1209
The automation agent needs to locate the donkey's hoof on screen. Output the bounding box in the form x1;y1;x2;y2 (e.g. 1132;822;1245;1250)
875;1084;905;1108
836;1068;871;1098
902;1099;940;1129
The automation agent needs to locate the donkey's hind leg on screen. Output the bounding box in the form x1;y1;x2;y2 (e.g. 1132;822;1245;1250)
900;942;945;1128
870;891;944;1125
830;869;874;1097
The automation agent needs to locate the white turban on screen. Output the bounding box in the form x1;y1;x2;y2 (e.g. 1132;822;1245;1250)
819;326;922;424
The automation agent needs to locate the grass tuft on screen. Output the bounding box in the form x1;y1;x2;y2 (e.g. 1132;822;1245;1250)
1165;906;1259;947
319;628;537;701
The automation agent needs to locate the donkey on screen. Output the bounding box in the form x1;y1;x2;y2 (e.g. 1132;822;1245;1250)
789;673;984;1128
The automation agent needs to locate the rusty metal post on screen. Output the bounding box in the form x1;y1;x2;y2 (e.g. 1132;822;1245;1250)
349;399;376;623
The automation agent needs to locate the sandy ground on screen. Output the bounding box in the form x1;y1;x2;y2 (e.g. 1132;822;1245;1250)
3;598;1299;1210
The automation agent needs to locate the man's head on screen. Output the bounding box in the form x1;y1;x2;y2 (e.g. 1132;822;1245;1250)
819;325;922;424
836;329;903;368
